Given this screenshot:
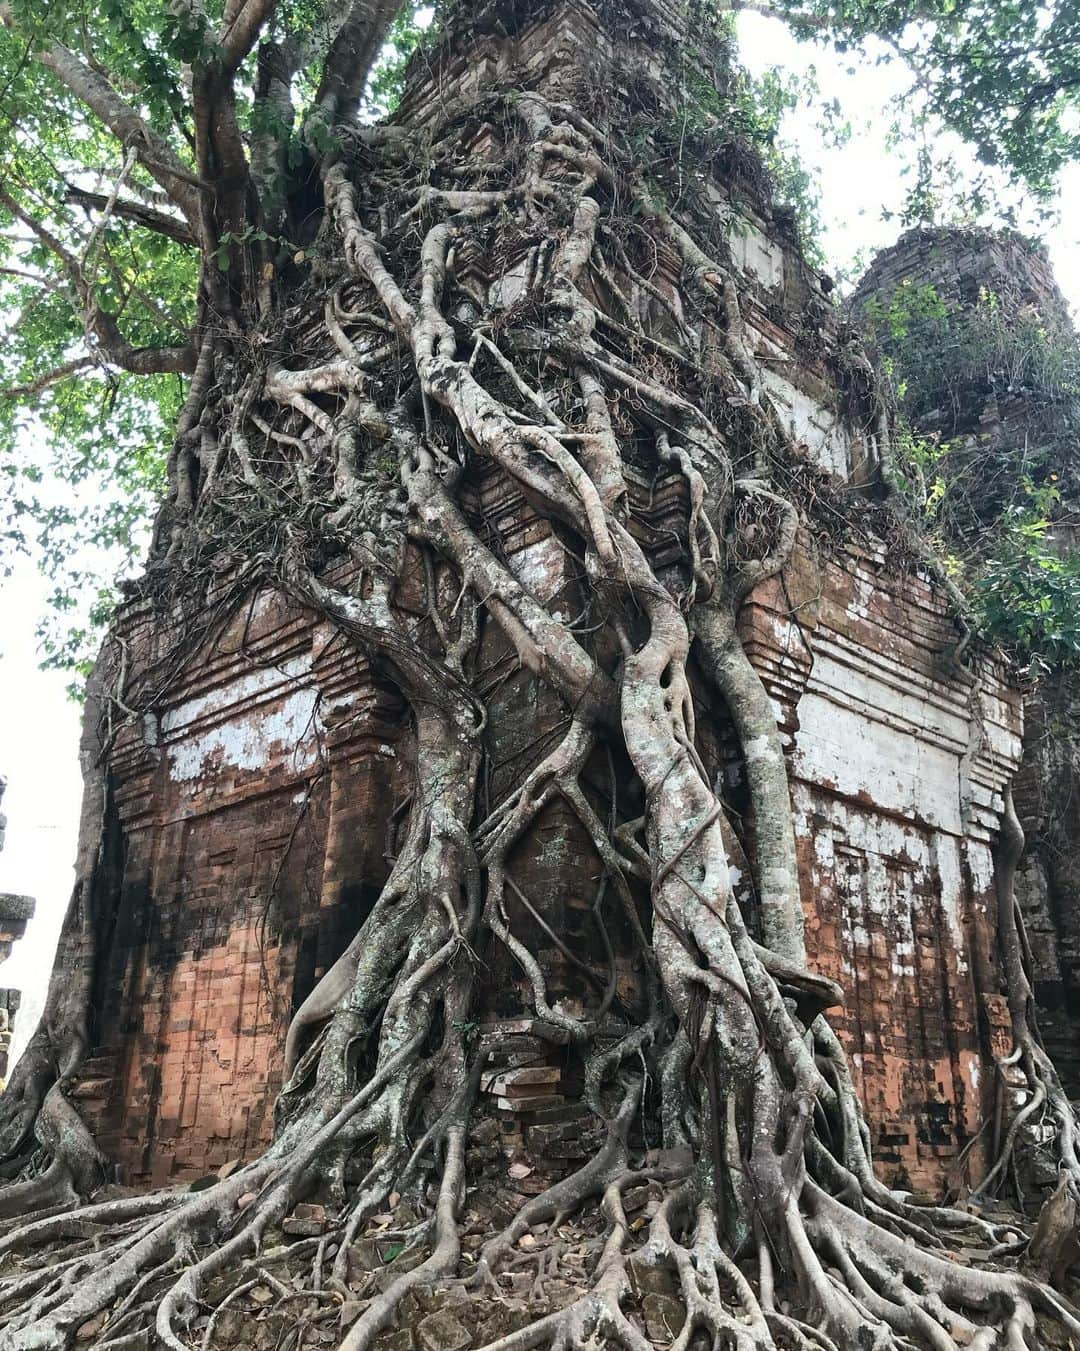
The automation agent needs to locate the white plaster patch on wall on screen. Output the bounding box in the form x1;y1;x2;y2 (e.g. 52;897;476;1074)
979;700;1023;768
965;841;995;895
796;693;911;818
803;790;970;1002
838;804;927;876
510;536;571;607
849;574;875;623
931;834;968;974
812;828;832;870
808;647;962;750
769;614;791;646
166;685;321;782
759;366;851;479
963;1049;980;1096
728;217;784;289
794;687;962;833
165;656;310;732
892;938;916;980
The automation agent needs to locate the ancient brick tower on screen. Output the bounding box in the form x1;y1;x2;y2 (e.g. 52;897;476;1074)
856;226;1080;1102
33;4;1025;1197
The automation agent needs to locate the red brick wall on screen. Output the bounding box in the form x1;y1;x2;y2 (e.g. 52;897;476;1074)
739;545;1020;1191
68;535;1020;1193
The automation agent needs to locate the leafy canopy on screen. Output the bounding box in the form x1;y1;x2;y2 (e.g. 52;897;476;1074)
759;0;1080;201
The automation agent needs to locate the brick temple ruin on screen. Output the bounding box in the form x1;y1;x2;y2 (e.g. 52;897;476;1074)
856;226;1080;1105
14;5;1070;1209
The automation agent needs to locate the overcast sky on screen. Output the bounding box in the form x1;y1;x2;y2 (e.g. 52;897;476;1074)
0;11;1077;1070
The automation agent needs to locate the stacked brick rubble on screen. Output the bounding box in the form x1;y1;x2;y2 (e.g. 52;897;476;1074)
47;5;1024;1200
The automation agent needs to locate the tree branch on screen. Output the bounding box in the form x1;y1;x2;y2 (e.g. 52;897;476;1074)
86;325;198;375
64;188;196;246
0;185;197;379
314;0;406;126
1;338;194;402
1;355;96;399
0;10;204;226
219;0;279;73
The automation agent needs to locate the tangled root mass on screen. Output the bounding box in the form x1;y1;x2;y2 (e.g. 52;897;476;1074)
0;53;1078;1351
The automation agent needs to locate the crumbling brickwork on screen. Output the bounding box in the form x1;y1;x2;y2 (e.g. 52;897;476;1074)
65;536;1021;1192
748;544;1018;1190
854;227;1072;336
62;282;1022;1200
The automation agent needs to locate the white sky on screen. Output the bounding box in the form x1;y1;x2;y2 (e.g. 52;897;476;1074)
0;13;1077;1070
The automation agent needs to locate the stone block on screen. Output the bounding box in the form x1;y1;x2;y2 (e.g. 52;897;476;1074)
642;1292;686;1342
628;1255;677;1298
282;1202;327;1236
482;1066;561;1096
0;894;35;923
493;1094;564;1112
478;1017;571;1045
372;1331;414;1351
416;1310;471;1351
